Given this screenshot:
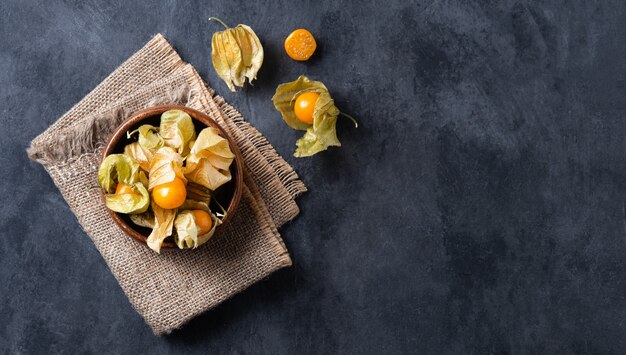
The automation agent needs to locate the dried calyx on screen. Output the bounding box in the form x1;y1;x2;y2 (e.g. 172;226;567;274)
209;17;264;92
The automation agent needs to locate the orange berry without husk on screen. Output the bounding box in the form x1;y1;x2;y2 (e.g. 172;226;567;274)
152;177;186;209
284;29;317;61
191;209;213;235
294;92;320;125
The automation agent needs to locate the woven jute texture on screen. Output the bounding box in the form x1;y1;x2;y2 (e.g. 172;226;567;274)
27;34;306;335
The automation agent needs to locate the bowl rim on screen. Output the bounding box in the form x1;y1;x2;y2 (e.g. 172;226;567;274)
99;104;244;250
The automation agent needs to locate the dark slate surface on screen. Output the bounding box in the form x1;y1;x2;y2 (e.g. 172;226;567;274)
2;0;626;353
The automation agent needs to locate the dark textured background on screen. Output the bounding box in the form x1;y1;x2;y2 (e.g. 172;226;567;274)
2;0;626;353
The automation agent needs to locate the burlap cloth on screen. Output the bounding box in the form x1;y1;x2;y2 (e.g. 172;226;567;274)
27;34;306;335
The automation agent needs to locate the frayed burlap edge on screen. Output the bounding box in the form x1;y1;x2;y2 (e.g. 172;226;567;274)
29;34;185;149
27;84;199;165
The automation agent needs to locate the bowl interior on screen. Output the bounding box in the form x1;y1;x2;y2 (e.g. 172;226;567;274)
102;106;242;249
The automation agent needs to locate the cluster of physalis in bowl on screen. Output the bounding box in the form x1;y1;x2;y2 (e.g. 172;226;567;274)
98;108;239;253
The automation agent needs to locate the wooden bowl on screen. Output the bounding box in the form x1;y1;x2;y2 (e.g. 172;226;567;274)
100;105;244;249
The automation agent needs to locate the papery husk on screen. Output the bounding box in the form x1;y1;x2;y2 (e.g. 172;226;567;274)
146;202;176;253
272;75;345;157
186;182;212;203
148;146;186;190
183;127;234;190
124;142;154;172
130;209;155;229
159;110;196;156
104;181;150;214
211;19;264;92
127;124;163;151
173;209;221;249
97;154;140;193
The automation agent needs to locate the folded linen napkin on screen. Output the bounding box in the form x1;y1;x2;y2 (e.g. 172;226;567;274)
27;34;306;335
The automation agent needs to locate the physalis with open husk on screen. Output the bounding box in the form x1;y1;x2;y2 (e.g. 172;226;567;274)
272;75;358;157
